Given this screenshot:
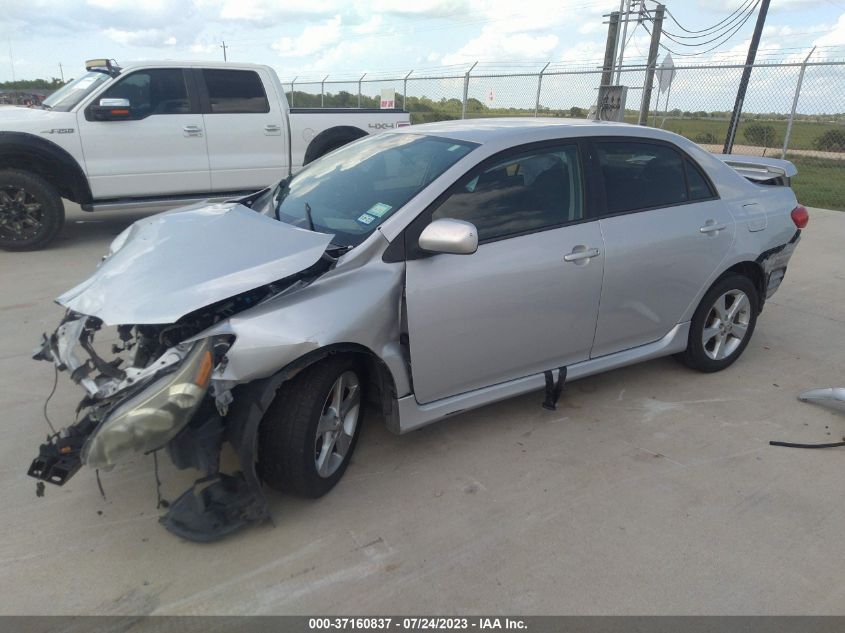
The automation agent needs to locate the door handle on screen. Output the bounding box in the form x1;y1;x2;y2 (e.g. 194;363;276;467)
564;246;601;263
699;221;727;234
264;124;282;135
183;125;203;137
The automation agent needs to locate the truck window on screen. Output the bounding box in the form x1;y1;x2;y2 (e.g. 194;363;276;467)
202;69;270;114
97;69;190;118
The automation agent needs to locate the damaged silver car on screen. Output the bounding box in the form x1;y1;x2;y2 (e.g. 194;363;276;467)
29;120;806;541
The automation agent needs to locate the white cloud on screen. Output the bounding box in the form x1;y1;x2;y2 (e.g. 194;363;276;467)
368;0;468;17
103;28;177;47
271;15;342;58
215;0;336;21
441;26;558;64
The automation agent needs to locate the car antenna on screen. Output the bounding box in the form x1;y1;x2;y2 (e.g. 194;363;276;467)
304;202;316;232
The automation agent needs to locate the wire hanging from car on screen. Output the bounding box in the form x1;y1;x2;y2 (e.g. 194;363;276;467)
42;363;58;436
153;451;169;509
95;469;107;500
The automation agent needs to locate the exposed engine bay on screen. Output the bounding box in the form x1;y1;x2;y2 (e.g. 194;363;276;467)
29;256;333;542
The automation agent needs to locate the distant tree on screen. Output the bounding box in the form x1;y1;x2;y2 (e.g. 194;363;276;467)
569;106;586;118
743;123;780;148
694;132;718;144
465;97;486;112
813;129;845;152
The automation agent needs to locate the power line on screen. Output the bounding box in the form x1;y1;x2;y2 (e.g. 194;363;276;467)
658;1;760;49
660;0;758;42
641;1;760;58
660;0;757;35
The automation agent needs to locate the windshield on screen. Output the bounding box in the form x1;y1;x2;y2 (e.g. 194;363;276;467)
274;133;477;247
42;72;111;111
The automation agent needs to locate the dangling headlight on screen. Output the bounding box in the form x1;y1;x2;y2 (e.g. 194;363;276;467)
82;338;214;470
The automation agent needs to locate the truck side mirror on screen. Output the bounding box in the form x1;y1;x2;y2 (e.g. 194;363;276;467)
90;98;132;121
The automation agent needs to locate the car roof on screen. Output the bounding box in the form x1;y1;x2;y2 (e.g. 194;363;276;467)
392;117;689;147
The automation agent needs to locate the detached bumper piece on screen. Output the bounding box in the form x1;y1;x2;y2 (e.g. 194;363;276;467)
160;473;270;542
27;417;98;486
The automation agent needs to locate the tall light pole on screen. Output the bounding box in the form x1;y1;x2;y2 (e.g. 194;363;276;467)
220;40;228;61
723;0;771;154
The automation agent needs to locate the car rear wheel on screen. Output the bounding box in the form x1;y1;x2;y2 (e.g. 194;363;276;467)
0;169;65;251
258;356;364;498
677;273;759;373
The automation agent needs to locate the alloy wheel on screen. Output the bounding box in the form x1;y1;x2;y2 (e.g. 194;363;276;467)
314;370;361;478
0;186;44;242
701;289;752;361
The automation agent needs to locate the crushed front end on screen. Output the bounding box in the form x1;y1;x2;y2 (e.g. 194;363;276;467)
28;306;271;542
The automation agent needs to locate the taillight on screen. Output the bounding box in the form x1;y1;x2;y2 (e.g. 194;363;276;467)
791;205;809;229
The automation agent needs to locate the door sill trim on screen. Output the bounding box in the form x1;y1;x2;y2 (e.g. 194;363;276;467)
393;322;690;434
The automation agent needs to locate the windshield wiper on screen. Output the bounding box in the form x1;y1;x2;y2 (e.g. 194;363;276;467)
304;201;316;232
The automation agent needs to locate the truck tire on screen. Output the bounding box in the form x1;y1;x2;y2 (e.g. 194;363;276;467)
0;169;65;251
303;127;368;165
258;356;365;498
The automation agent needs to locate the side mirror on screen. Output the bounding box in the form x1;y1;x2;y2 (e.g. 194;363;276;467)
90;98;132;121
418;218;478;255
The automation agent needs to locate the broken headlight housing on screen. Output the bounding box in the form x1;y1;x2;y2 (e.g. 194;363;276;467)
82;338;214;470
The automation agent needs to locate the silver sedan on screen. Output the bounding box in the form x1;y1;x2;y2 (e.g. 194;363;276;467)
29;119;807;540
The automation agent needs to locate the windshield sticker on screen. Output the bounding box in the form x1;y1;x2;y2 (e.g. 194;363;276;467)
367;202;392;218
357;213;376;225
448;144;462;151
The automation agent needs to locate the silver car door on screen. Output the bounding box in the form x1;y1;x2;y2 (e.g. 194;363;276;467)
404;142;605;404
589;139;735;358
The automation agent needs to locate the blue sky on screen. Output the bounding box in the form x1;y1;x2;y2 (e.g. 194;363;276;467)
1;0;843;83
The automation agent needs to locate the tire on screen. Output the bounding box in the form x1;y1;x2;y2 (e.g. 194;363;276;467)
258;356;365;498
677;273;759;373
303;128;366;165
0;169;65;251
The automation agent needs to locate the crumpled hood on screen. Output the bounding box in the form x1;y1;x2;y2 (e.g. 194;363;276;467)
57;203;334;326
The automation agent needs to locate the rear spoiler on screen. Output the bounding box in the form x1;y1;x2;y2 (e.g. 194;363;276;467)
714;154;797;183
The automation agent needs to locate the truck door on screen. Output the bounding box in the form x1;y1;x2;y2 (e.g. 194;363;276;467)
77;68;211;198
195;68;288;192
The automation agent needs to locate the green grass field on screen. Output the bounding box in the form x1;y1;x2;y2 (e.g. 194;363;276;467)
787;155;845;211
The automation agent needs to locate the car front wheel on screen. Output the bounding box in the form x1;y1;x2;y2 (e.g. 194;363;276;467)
677;273;759;373
258;356;364;498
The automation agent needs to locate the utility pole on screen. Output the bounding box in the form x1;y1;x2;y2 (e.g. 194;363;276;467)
58;62;64;82
600;12;620;93
220;40;228;61
723;0;770;154
638;3;663;126
615;0;633;84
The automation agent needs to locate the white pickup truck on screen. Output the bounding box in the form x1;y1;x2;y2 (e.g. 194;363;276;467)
0;59;410;250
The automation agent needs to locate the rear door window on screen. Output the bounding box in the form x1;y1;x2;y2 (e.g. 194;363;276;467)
202;69;270;114
595;141;688;214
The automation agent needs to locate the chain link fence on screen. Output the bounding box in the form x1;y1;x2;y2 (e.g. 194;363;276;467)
284;58;845;210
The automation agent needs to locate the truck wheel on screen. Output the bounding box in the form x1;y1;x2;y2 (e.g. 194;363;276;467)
0;169;65;251
676;273;759;373
258;356;365;498
303;128;367;165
